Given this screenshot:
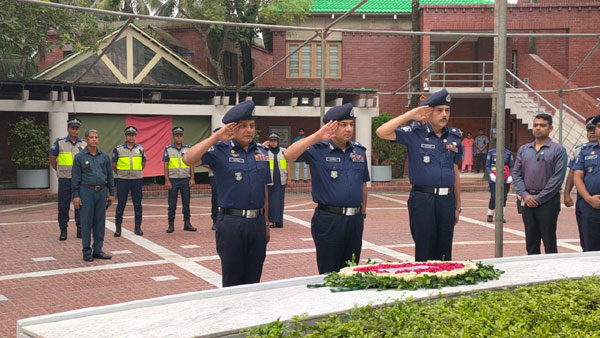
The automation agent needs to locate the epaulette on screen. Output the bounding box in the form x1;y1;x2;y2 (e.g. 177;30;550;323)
582;142;596;150
351;141;366;150
409;121;421;129
257;143;266;149
115;144;124;149
448;127;462;137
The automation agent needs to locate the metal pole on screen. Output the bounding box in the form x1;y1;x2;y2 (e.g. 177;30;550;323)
559;92;564;144
320;31;327;126
494;0;508;258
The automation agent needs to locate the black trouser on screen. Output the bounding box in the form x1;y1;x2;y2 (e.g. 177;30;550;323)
311;208;364;274
210;177;218;224
522;193;560;255
115;178;143;225
579;200;600;252
575;194;586;251
167;178;190;222
215;213;267;287
58;178;80;230
488;182;510;210
475;153;487;173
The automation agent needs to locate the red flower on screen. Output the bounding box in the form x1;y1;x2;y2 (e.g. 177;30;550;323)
353;262;465;275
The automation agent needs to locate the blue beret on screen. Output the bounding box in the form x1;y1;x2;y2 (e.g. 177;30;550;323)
124;126;137;135
67;117;81;127
591;114;600;127
269;133;279;140
323;103;354;124
419;88;451;107
172;126;184;135
222;100;255;124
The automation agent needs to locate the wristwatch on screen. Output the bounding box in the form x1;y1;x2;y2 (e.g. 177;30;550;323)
456;207;463;213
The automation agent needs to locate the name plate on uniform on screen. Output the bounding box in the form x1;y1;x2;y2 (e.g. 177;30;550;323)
421;144;435;149
229;157;244;163
585;155;598;160
326;157;341;162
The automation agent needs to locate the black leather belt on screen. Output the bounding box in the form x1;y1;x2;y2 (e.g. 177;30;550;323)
82;184;104;191
222;208;263;219
412;185;453;196
318;204;361;216
527;190;540;195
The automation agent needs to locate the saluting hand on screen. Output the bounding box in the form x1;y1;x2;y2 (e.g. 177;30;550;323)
315;121;338;142
410;105;433;124
216;123;236;142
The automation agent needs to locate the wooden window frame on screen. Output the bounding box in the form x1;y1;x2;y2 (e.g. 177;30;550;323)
286;42;342;79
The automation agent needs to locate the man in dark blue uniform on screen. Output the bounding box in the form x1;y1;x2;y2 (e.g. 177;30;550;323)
163;126;196;233
376;88;462;262
71;129;115;262
573;113;600;252
182;101;271;287
285;103;369;274
485;147;515;222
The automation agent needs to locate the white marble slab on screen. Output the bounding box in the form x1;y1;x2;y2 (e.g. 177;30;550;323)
0;295;7;301
151;275;179;282
180;245;200;249
18;252;600;338
111;250;132;255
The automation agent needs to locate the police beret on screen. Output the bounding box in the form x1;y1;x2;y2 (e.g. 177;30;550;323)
124;126;137;135
172;126;184;135
591;114;600;127
269;133;279;140
419;88;451;107
323;103;354;124
67;117;81;127
222;100;255;124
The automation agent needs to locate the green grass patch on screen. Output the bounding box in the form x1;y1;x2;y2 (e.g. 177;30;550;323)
247;277;600;337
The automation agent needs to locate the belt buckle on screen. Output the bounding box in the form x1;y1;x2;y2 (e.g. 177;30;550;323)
343;208;357;216
438;188;449;196
245;209;258;218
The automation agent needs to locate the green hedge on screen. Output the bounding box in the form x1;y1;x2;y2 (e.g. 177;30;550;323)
247;277;600;337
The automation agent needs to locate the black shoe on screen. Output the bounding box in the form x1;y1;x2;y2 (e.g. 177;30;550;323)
92;252;112;260
114;224;121;237
83;254;93;262
275;223;283;228
134;224;143;236
59;228;67;241
292;180;298;183
211;224;216;231
303;179;308;183
76;227;82;239
487;215;493;222
166;221;174;233
183;220;197;232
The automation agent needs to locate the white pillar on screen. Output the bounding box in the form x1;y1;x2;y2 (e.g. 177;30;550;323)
355;110;373;188
211;111;225;132
48;111;68;194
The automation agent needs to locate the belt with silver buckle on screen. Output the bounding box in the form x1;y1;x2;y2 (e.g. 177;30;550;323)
413;185;453;196
318;204;361;216
82;184;104;191
222;208;263;219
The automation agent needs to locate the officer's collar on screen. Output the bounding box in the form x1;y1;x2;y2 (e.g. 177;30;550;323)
122;142;138;148
327;139;352;153
172;143;184;150
423;122;448;137
229;138;257;151
81;146;100;155
526;138;552;149
66;136;82;145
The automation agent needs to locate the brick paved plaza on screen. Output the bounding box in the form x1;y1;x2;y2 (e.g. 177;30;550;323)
0;189;582;337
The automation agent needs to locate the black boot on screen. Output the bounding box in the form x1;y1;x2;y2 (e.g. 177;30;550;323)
59;228;67;241
114;223;122;237
183;219;197;232
166;221;174;233
76;227;82;239
134;223;143;236
487;215;493;223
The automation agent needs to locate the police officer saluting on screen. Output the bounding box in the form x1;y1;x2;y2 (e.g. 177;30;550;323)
112;126;146;236
285;103;369;274
49;117;86;241
573;113;600;252
163;126;196;233
376;88;462;262
182;101;271;287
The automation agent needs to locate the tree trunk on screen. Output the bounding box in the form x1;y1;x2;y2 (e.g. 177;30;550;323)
240;38;254;85
409;0;421;109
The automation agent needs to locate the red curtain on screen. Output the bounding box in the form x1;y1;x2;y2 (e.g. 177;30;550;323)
126;115;172;177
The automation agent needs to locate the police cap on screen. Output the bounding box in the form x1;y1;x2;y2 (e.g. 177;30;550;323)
124;126;138;135
172;126;184;135
269;133;280;141
419;88;451;107
586;116;596;130
222;100;255;124
67;117;82;128
591;114;600;127
323;103;354;124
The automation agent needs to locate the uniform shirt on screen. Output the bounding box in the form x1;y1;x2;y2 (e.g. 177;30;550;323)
568;143;590;170
297;140;370;207
112;143;146;179
573;142;600;195
394;121;463;188
163;144;191;179
71;147;115;198
201;139;271;209
512;138;567;204
474;135;489;154
485;148;515;184
49;136;86;179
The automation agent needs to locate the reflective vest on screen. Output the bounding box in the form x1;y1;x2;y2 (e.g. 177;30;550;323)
267;147;288;186
114;144;144;179
56;137;86;179
165;144;190;179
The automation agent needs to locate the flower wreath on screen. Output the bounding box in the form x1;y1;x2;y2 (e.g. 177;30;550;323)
309;260;503;292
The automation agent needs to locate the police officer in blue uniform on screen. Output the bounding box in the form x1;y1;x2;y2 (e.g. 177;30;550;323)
112;126;146;236
573;113;600;252
49;117;86;240
163;126;196;233
182;101;272;287
485;147;515;222
285;103;369;274
376;88;462;262
71;129;115;261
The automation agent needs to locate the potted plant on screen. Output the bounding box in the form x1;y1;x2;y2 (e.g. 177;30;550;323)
8;117;50;188
372;113;406;182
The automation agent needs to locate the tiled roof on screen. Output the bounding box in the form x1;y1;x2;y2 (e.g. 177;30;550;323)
310;0;494;13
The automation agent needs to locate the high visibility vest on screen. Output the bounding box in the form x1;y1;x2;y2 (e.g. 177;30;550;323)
267;147;288;186
114;144;144;179
56;137;86;179
165;144;190;179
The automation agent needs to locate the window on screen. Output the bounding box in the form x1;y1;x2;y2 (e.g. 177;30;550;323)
223;51;238;83
286;42;342;78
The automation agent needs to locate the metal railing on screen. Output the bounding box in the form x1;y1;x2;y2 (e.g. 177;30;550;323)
428;60;494;88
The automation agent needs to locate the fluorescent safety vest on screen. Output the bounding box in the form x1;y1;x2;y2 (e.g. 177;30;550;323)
165;144;190;179
267;147;288;186
114;144;144;179
56;137;86;179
